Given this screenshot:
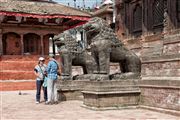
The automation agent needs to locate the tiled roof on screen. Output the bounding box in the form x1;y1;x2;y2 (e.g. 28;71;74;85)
92;5;113;16
0;0;91;17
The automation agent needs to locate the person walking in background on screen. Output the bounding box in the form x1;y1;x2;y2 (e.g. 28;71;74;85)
46;54;59;105
34;57;47;104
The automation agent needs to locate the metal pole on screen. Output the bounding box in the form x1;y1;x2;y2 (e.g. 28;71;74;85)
74;0;76;8
83;0;85;9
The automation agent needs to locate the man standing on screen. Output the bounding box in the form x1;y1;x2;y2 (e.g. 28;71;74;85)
46;54;59;105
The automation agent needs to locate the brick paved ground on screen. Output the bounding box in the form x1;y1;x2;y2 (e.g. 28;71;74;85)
0;90;179;120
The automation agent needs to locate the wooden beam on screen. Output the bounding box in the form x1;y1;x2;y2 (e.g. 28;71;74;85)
40;35;44;55
15;16;22;23
55;18;63;24
38;18;44;23
0;15;5;23
0;29;3;55
20;34;24;55
44;18;64;25
63;18;74;25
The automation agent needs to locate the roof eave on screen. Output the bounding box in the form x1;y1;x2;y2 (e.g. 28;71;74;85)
0;11;91;21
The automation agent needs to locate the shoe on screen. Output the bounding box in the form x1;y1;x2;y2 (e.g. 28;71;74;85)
36;101;40;104
45;101;52;105
54;101;58;105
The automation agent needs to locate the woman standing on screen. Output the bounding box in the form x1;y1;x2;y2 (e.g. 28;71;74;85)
34;57;47;104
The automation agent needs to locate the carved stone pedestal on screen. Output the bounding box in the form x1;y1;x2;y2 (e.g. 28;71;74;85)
81;79;141;110
82;90;140;110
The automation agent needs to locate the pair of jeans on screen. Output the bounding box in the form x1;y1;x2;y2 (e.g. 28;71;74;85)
36;80;47;102
47;79;58;103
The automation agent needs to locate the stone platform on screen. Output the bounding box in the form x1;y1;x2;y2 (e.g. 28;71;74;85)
57;79;140;109
2;90;179;120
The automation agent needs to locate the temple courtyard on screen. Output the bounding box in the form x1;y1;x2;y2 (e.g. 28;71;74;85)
0;90;179;120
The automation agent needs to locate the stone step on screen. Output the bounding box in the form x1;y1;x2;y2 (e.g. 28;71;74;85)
0;61;37;71
0;80;36;91
0;55;48;61
0;55;58;90
0;71;35;80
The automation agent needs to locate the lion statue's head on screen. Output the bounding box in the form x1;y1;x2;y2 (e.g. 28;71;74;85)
54;32;79;53
83;17;121;45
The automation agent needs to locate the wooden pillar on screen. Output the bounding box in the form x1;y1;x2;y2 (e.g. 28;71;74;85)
20;34;24;55
0;32;3;55
115;0;127;39
163;0;176;32
0;16;4;55
142;0;148;36
40;35;44;56
143;0;154;35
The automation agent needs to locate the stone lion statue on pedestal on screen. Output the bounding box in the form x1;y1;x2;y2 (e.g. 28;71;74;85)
53;32;97;80
83;17;141;79
54;17;141;80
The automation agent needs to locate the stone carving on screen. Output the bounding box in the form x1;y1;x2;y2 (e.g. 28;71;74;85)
54;17;141;80
83;17;141;79
54;32;97;80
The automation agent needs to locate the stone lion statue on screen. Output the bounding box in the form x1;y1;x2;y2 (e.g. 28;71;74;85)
83;17;141;79
53;32;97;80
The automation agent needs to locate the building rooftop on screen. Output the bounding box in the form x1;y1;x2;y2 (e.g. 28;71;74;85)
0;0;91;20
102;0;113;6
92;5;113;16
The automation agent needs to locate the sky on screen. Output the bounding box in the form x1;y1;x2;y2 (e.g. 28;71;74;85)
54;0;103;8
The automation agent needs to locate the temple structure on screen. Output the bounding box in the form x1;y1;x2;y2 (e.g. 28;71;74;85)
56;0;179;114
115;0;179;113
0;0;91;90
0;0;90;56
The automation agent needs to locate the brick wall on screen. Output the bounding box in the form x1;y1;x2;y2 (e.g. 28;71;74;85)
123;29;180;111
140;80;180;111
141;59;180;77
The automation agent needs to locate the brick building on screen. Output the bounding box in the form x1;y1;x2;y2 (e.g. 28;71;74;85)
0;0;91;90
115;0;179;112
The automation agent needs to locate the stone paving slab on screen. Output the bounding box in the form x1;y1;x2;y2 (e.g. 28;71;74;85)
0;90;179;120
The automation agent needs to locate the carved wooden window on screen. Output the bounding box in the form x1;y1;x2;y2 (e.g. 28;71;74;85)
133;5;142;32
124;1;142;37
152;0;164;27
177;0;180;21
